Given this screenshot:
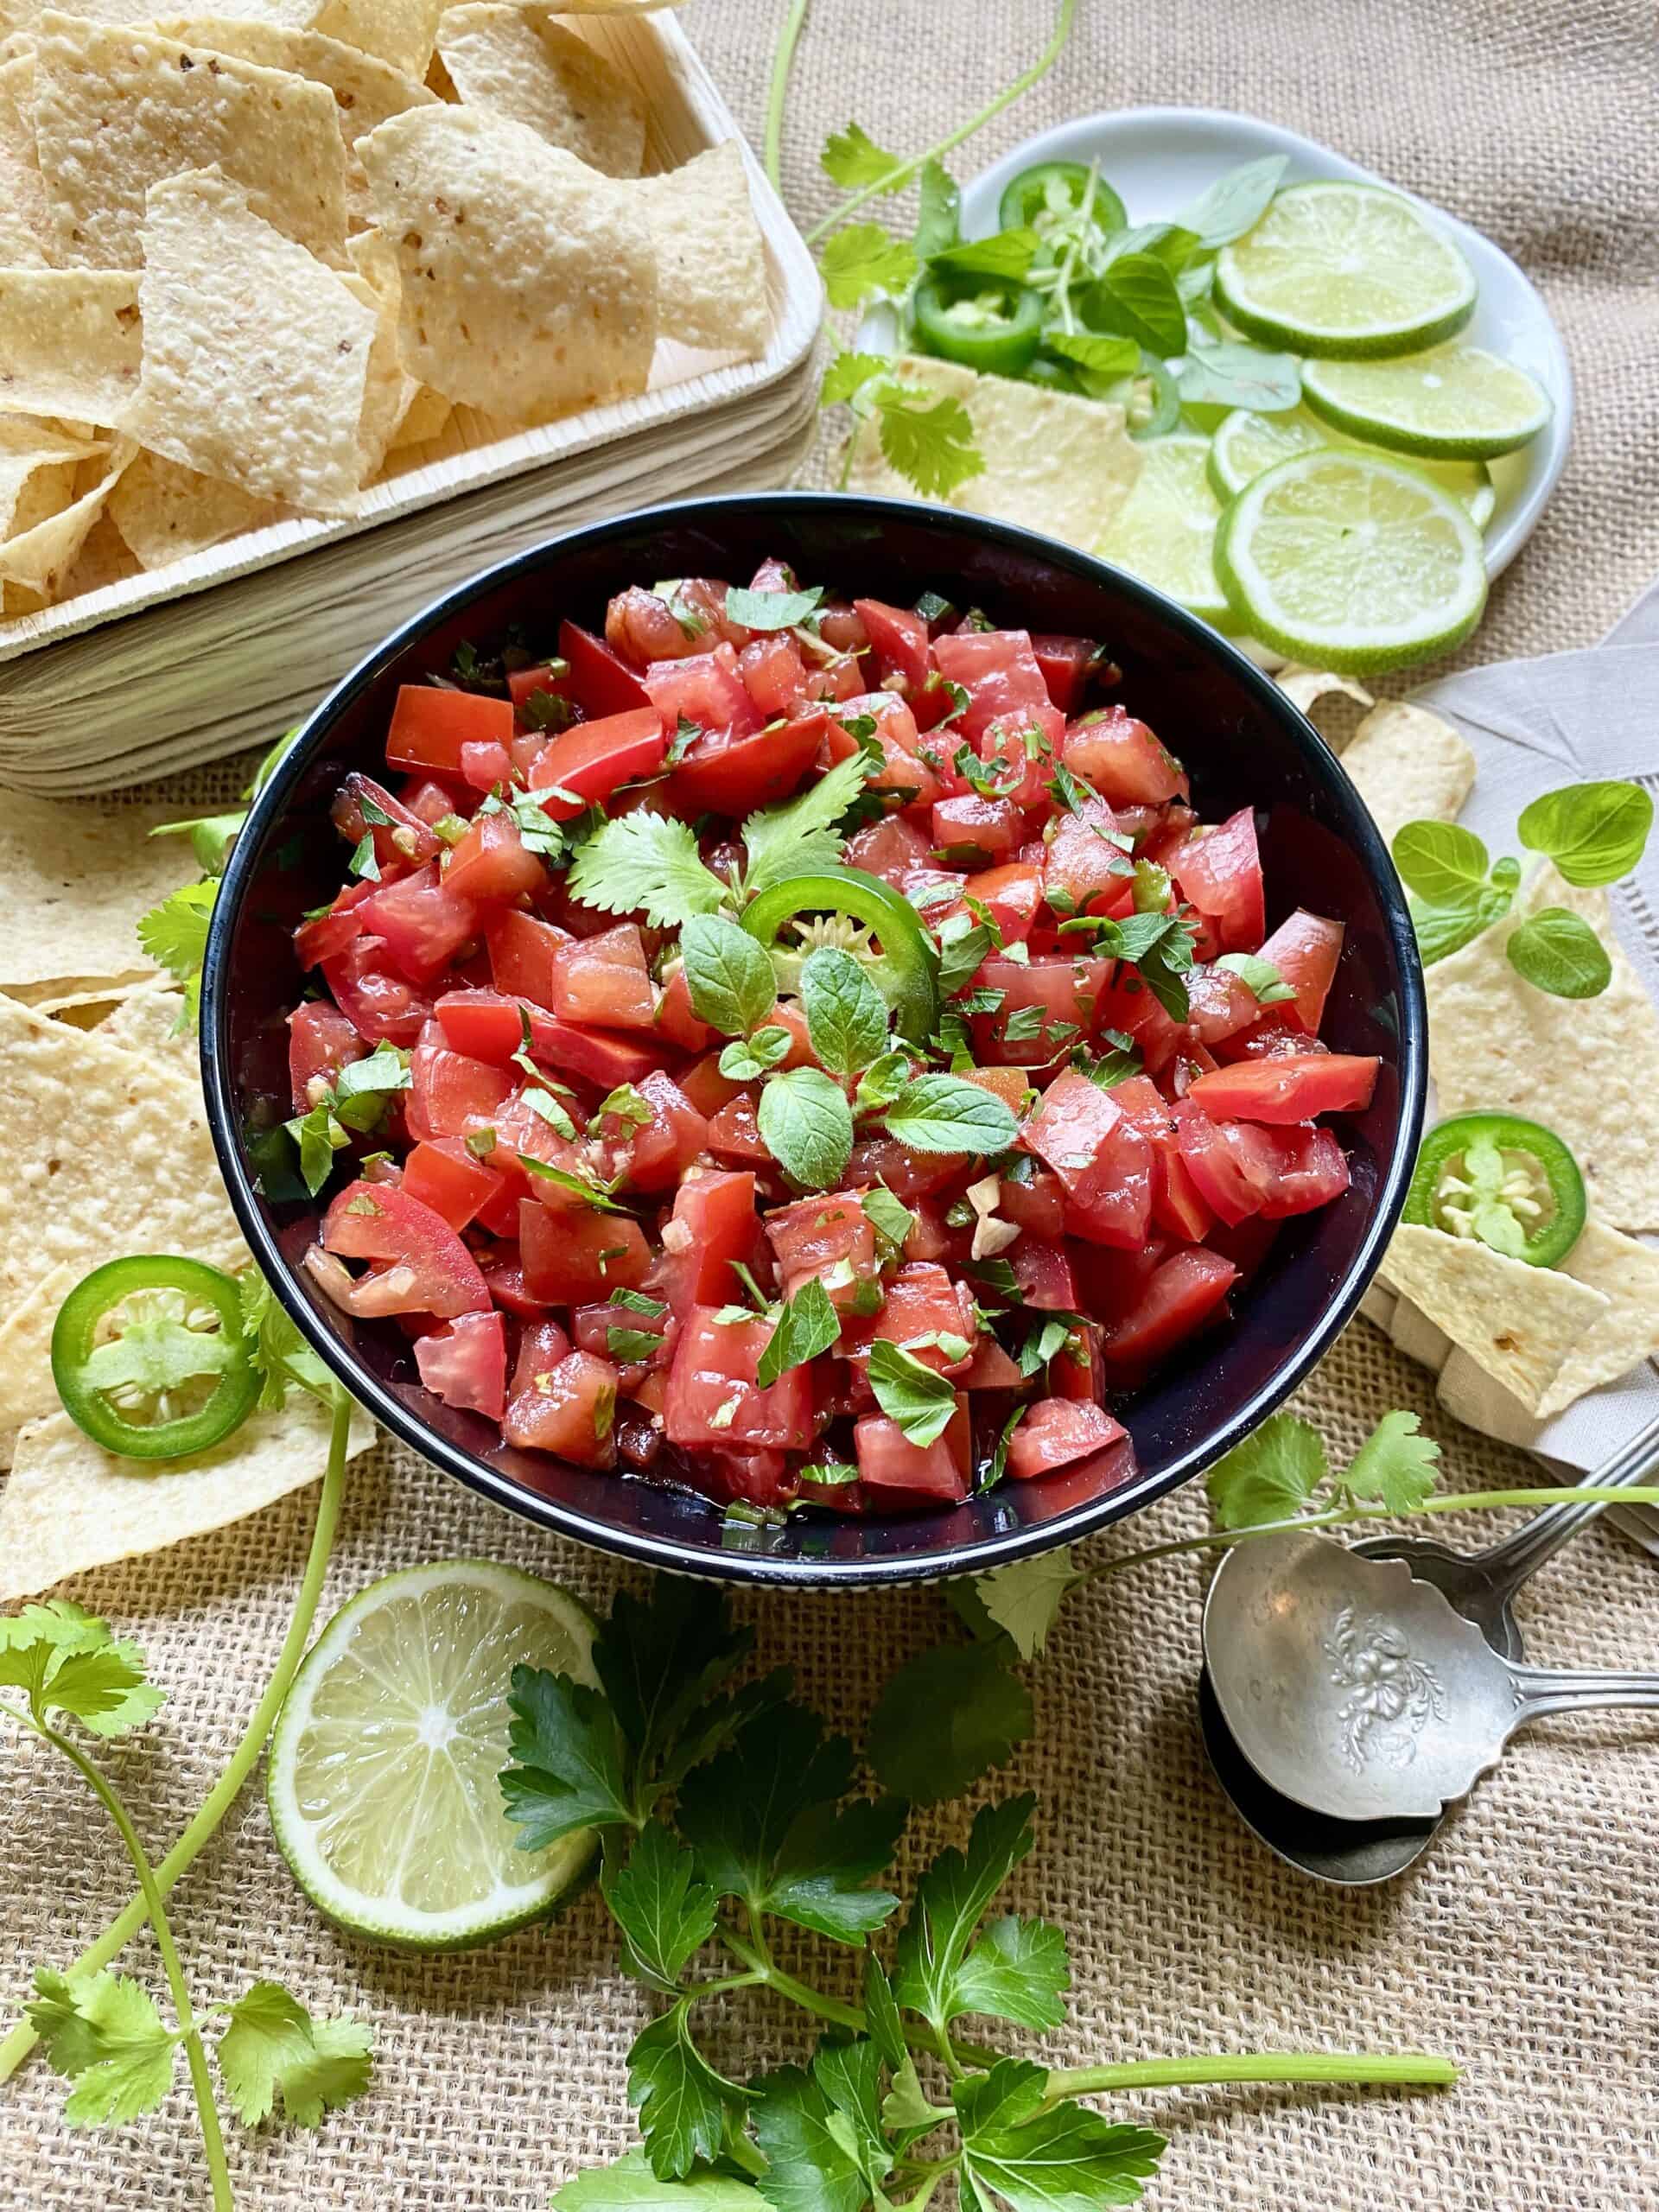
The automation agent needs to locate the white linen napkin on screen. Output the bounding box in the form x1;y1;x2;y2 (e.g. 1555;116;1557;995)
1356;582;1659;1545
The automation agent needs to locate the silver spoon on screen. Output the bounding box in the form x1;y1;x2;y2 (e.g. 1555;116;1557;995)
1204;1524;1659;1822
1198;1414;1659;1881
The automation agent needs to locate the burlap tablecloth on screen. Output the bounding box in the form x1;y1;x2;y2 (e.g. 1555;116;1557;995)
6;3;1659;2204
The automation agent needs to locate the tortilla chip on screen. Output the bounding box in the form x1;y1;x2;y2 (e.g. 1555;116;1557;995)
0;269;143;423
150;16;436;145
1381;1221;1608;1413
387;380;452;449
0;802;183;995
0;420;103;543
0;1260;74;1430
1535;1220;1659;1416
32;11;348;269
1339;699;1477;848
54;505;140;595
108;448;287;570
314;0;442;75
93;983;194;1059
1425;863;1659;1234
6;971;159;1009
635;138;770;357
127;167;378;515
547;0;683;10
435;4;645;175
358;103;657;421
1274;665;1375;750
0;441;134;601
0;52;48;264
0;1395;376;1599
344;228;410;480
0;995;247;1316
847;355;1143;552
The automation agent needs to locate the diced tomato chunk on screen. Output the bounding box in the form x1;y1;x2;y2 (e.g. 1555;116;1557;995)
843;1262;976;1373
938;861;1045;944
1100;1248;1237;1366
844;813;933;886
385;684;513;776
970;957;1110;1067
855;597;931;691
288;1001;365;1115
1256;1123;1351;1216
321;935;433;1047
669;708;826;816
657;1172;766;1315
1184;964;1262;1046
356;863;480;985
932;793;1024;866
1045;796;1129;914
1005;1398;1126;1481
1029;633;1100;715
321;1179;491;1316
1255;909;1344;1034
295;879;376;969
518;1197;651;1302
997;1166;1066;1239
443;809;546;905
1170;1100;1278;1225
664;1307;817;1451
595;1070;708;1192
486;910;572;1007
1006;1238;1078;1311
415;1310;507;1420
408;1041;513;1140
559;620;652;717
435;988;661;1089
402;1138;507;1232
1170;808;1265;956
527;708;665;817
932;629;1052;745
503;1344;619;1466
765;1190;878;1311
1186;1052;1378;1123
547;924;657;1033
854;1399;970;1503
736;633;810;715
1061;706;1187;805
330;772;441;874
707;1090;771;1168
1023;1071;1153;1247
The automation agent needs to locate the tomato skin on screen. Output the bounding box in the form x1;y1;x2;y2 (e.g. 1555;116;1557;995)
1045;795;1129;914
1090;971;1184;1074
407;1041;513;1140
707;1090;771;1168
596;1070;708;1192
1007;1237;1079;1310
970;956;1111;1067
508;660;576;718
559;620;653;717
855;597;931;691
1061;707;1187;805
664;1307;817;1452
295;880;377;969
402;1137;508;1232
960;1334;1026;1389
527;708;666;817
385;684;513;776
486;910;572;1007
827;699;940;807
678;1049;745;1118
547;923;657;1033
518;1197;651;1302
845;1135;967;1203
1170;1100;1277;1224
1029;633;1098;714
321;935;434;1047
997;1166;1065;1239
330;772;440;875
844;813;933;886
414;1309;507;1420
503;1344;619;1467
573;1299;671;1370
1170;807;1265;955
932;629;1052;744
1005;1398;1127;1480
1256;1123;1351;1216
653;962;715;1054
935;861;1046;944
765;1189;879;1310
443;810;546;906
737;633;810;715
854;1398;970;1502
644;643;761;739
1255;908;1344;1034
356;863;480;985
1100;1247;1236;1366
842;1262;976;1372
931;794;1024;866
1184;964;1262;1046
1187;1052;1378;1124
321;1179;492;1316
1023;1071;1154;1246
669;707;826;816
288;1001;365;1114
435;988;662;1089
657;1173;765;1315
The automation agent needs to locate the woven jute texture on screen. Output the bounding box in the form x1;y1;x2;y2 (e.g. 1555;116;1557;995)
5;3;1659;2205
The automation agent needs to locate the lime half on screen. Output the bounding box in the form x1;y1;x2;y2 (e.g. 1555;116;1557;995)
270;1560;599;1950
1210;404;1496;527
1215;181;1477;359
1301;344;1552;460
1215;448;1487;673
1097;434;1231;624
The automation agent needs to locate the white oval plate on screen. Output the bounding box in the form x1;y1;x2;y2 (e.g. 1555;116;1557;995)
959;107;1572;579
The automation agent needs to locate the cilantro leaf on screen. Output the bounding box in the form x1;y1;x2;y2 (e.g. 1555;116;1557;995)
864;1339;958;1449
628;1999;746;2180
500;1662;635;1847
759;1067;855;1191
820;221;918;308
868;1642;1032;1803
756;1275;842;1389
216;1980;372;2127
890;1796;1039;2033
821;350;893;409
875;388;982;500
553;2152;762;2208
880;1073;1018;1156
136;879;218;1027
567;812;728;931
741;750;874;896
958;2069;1166;2211
947;1912;1071;2031
238;1268;334;1408
973;1547;1079;1662
726;583;825;632
0;1608;165;1738
1205;1411;1330;1530
822;120;907;194
1339;1408;1441;1515
601;1821;719;1993
799;946;889;1076
913;158;961;258
29;1967;176;2126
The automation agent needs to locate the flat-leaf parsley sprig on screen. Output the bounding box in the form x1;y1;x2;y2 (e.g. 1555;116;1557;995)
502;1578;1456;2208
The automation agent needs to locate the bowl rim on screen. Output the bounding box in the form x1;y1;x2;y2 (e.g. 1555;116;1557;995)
201;488;1427;1586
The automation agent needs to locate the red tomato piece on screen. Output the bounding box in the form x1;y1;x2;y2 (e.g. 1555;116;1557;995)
288;1001;365;1115
664;1307;817;1452
458;740;512;793
414;1310;507;1420
845;1135;968;1203
518;1197;652;1301
855;597;931;691
643;643;760;737
706;1090;771;1167
547;924;657;1033
736;633;810;715
1029;633;1100;714
854;1399;970;1503
435;988;661;1089
595;1070;708;1192
844;813;934;886
486;910;572;1007
1046;796;1130;914
1100;1248;1237;1366
1005;1399;1127;1481
356;862;480;985
503;1344;619;1467
1183;964;1262;1046
1169;1100;1278;1225
1023;1071;1154;1246
1256;1124;1351;1217
527;708;665;817
653;962;715;1054
657;1173;766;1314
1170;808;1265;955
559;620;653;716
402;1138;508;1232
1052;1321;1105;1403
669;708;826;816
934;861;1045;944
295;880;376;969
508;659;577;718
408;1041;513;1141
1187;1052;1378;1123
1090;970;1185;1074
677;1050;746;1118
330;772;440;874
321;1179;492;1316
400;776;466;827
385;685;514;777
960;1335;1025;1390
1255;909;1344;1034
765;1190;879;1310
321;936;434;1047
931;793;1024;866
827;701;941;808
997;1166;1066;1239
842;1262;976;1373
1061;706;1188;805
970;956;1110;1067
1006;1237;1079;1310
932;629;1052;744
443;810;546;906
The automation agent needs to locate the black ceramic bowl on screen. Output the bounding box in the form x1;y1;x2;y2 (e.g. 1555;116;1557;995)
202;492;1425;1586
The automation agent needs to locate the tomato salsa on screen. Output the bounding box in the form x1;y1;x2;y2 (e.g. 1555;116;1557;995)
283;560;1379;1516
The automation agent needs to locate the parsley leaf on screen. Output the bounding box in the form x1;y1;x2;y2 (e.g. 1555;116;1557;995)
759;1067;855;1191
880;1074;1018;1156
958;2067;1166;2211
499;1662;635;1847
136;879;219;1027
551;2152;760;2209
567;812;728;931
868;1642;1032;1802
890;1796;1039;2032
590;1579;758;1790
822;120;907;194
601;1821;719;1993
216;1980;372;2126
949;1915;1071;2032
972;1547;1079;1662
753;2044;894;2211
627;1998;746;2179
756;1275;842;1388
29;1967;175;2126
820;220;918;308
1205;1411;1330;1529
681;914;779;1037
741;750;873;895
1339;1409;1441;1515
799;945;890;1076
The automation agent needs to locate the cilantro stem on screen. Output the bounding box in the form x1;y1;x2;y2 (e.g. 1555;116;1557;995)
763;0;810;194
1045;2050;1459;2099
40;1719;235;2211
0;1392;354;2084
803;0;1079;246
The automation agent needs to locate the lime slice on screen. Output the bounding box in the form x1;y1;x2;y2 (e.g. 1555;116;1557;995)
1215;181;1477;359
1097;434;1232;624
1300;344;1551;460
1215;448;1487;673
269;1560;599;1951
1210;404;1497;527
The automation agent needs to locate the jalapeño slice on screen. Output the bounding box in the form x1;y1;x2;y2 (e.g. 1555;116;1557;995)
52;1255;261;1460
1403;1113;1586;1269
912;274;1045;378
997;160;1128;241
741;866;940;1047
